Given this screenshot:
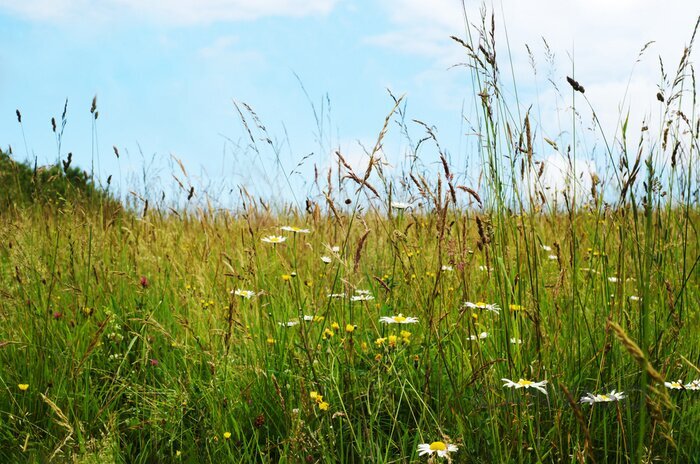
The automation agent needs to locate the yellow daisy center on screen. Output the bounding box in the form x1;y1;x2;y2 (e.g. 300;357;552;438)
429;441;447;451
600;395;610;401
393;315;407;323
518;379;533;386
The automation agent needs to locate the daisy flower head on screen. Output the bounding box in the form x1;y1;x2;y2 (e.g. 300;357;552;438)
580;390;626;404
391;201;412;210
541;245;552;252
280;225;310;234
379;314;419;324
351;291;374;302
233;289;255;299
279;320;300;327
685;380;700;390
417;441;458;458
327;293;345;299
261;235;287;244
463;301;501;314
441;265;454;271
468;332;488;341
502;378;548;395
320;256;332;264
548;254;558;261
665;380;684;390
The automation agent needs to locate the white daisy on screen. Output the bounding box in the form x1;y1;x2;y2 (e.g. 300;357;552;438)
502;378;548;395
379;314;419;324
548;254;558;261
261;235;287;244
279;320;299;327
351;294;374;302
580;390;626;404
684;380;700;390
629;295;641;301
327;293;345;299
510;338;523;344
664;380;684;390
541;245;552;252
478;265;492;272
468;332;488;341
391;201;412;210
233;289;255;299
463;301;501;314
441;265;454;271
607;276;619;283
417;441;458;458
320;256;332;264
280;225;310;234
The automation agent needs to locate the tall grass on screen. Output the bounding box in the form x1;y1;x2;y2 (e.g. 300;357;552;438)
1;7;699;464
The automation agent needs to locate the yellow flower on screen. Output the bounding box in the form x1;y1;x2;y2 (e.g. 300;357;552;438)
282;274;292;281
318;401;329;411
331;322;340;330
375;337;386;347
509;304;525;311
322;328;334;339
345;324;355;333
223;432;231;439
375;354;382;361
18;384;29;391
388;335;398;347
266;337;275;345
400;330;411;339
310;391;319;401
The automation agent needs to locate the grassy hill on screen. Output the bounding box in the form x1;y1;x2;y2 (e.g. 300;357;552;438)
0;149;119;212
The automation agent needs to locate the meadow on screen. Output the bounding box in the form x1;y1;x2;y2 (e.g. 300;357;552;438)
2;12;700;464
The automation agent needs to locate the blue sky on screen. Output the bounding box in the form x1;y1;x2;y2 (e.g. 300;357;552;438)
1;1;698;206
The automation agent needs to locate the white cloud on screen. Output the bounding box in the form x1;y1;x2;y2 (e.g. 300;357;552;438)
526;153;598;207
369;0;698;196
0;0;338;25
369;0;698;111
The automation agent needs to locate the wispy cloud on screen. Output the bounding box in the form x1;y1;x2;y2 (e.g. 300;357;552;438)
368;0;699;113
0;0;339;25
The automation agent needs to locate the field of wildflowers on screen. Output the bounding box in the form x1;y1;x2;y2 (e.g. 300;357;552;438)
1;9;700;464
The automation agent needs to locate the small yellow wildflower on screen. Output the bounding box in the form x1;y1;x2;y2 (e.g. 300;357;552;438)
331;322;340;330
18;384;29;391
375;337;386;347
266;337;275;345
345;324;355;333
223;432;231;439
318;401;329;411
282;274;292;281
388;335;398;347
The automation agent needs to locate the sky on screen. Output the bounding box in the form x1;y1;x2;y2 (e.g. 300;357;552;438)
1;1;698;207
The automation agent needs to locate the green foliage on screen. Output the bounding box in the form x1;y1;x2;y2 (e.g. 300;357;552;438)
0;150;118;212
